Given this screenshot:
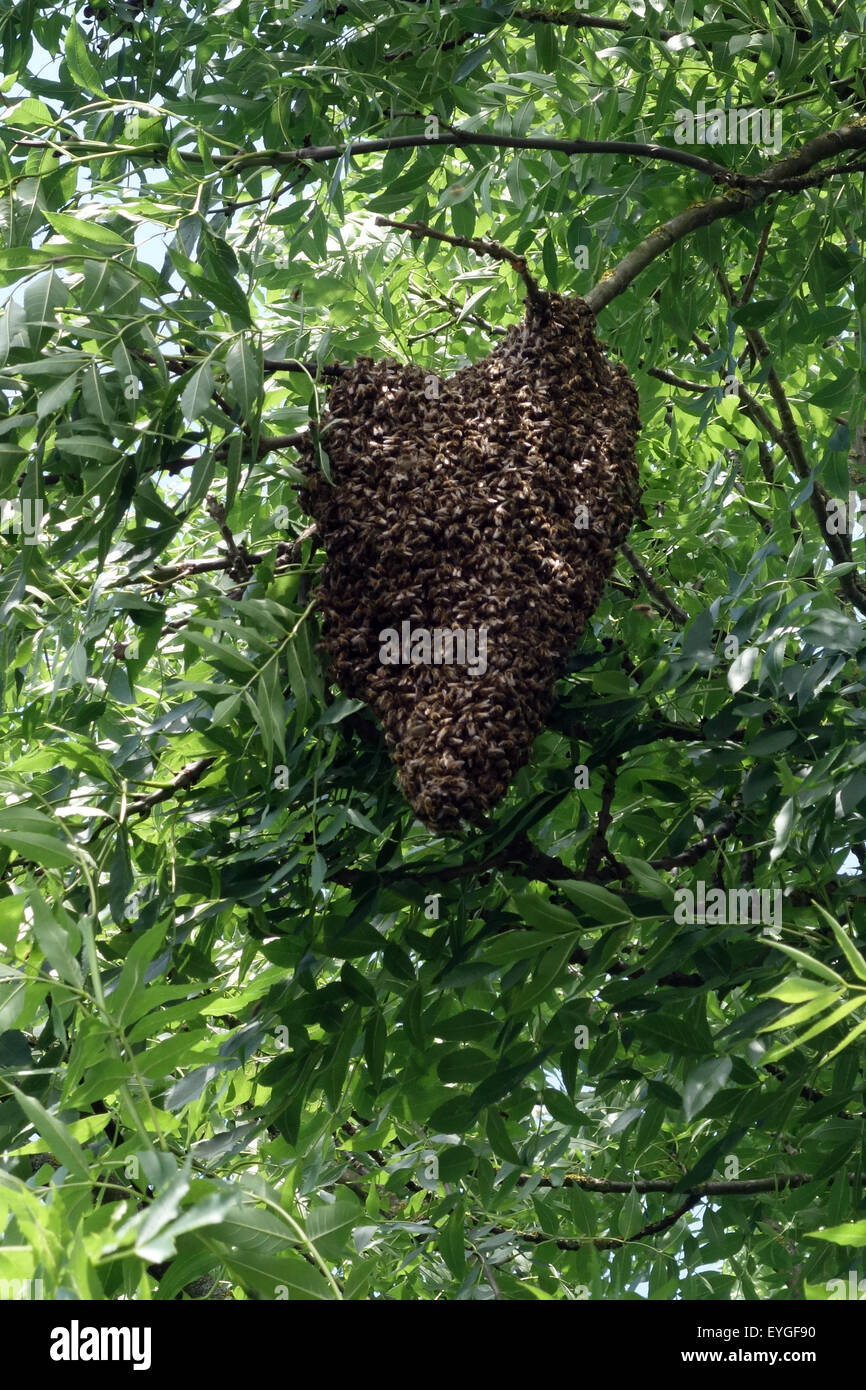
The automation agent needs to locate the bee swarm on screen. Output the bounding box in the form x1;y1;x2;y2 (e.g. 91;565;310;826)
299;294;642;832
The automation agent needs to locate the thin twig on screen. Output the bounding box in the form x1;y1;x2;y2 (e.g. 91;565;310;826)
527;1172;865;1195
12;129;734;181
650;808;741;870
585;762;619;877
622;544;689;624
737;213;774;305
374;215;548;306
130;758;215;816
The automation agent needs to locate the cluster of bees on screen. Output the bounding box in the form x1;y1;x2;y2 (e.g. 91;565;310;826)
299;294;642;832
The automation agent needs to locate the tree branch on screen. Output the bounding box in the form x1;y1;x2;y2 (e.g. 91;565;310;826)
647;366;715;393
513;7;678;42
8;130;738;184
646;807;742;872
737;213;775;305
491;1198;701;1252
129;757;216;817
585;761;619;878
743;119;866;188
585;188;754;313
711;273;866;614
621;543;689;624
532;1171;865;1195
375;215;547;306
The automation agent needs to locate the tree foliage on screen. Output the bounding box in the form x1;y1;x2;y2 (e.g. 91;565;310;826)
1;0;866;1301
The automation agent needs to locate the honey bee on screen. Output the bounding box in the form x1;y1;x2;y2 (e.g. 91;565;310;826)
297;294;641;830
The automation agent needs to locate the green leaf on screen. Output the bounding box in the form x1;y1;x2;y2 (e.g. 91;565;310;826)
759;988;841;1032
541;233;559;291
45;212;130;249
180;362;216;423
5;1082;91;1180
0;248;57;272
286;640;310;726
631;1013;713;1056
363;1010;386;1085
557;880;632;924
819;1016;866;1065
683;1056;731;1121
618;1185;644;1239
438;1205;467;1279
306;1196;360;1261
762;976;835;1004
812;902;866;983
508;890;580;933
36;371;80;420
226;338;262;420
64;21;109;97
762;940;846;985
0;829;78;869
22;270;68;351
218;1243;334;1299
109;924;167;1024
807;1221;866;1247
510;937;575;1011
30;891;82;987
728;645;759;692
762;995;865;1062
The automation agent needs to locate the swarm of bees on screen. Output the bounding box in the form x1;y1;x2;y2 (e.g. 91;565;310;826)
299;294;642;832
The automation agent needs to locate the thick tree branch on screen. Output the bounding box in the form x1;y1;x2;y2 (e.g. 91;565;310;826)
647;366;715;393
743;118;866;188
585;189;754;313
17;121;861;377
165;431;309;473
